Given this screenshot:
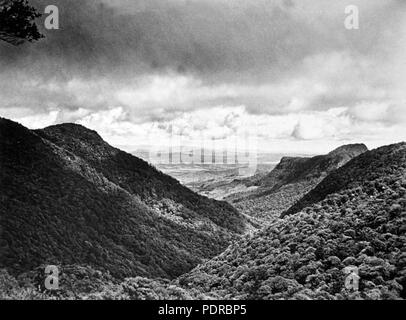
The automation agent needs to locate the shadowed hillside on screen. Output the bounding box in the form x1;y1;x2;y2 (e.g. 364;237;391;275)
283;143;406;217
36;123;244;233
0;118;245;279
1;138;404;300
227;144;368;222
176;143;406;299
258;144;368;190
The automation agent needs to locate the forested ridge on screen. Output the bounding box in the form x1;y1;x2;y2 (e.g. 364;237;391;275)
0;118;245;280
283;142;406;217
36;124;244;233
1;117;405;300
177;143;406;299
229;144;367;222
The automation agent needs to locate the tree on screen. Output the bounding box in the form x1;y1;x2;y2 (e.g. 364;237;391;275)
0;0;43;45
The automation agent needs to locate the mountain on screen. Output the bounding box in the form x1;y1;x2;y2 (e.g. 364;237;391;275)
282;142;405;217
1;136;404;300
226;144;368;222
177;143;406;300
0;118;245;279
36;123;244;233
257;144;368;189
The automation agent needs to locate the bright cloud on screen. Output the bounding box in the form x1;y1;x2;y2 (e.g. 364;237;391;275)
0;0;405;155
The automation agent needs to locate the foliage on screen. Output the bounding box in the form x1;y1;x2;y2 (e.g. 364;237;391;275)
229;144;367;222
36;123;245;234
283;143;406;217
0;0;43;45
2;117;404;300
0;118;244;280
178;143;406;300
0;265;211;300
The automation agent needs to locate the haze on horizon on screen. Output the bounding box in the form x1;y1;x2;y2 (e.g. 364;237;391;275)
0;0;405;155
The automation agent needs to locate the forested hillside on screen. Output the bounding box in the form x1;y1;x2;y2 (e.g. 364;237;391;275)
177;143;406;299
228;144;367;222
0;118;245;280
283;143;405;217
1;139;404;300
36;124;243;233
258;144;367;189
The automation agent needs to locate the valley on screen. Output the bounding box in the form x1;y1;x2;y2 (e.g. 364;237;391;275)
1;118;405;300
0;118;245;280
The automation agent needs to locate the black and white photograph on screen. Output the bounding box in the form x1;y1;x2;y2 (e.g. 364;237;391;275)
0;0;405;308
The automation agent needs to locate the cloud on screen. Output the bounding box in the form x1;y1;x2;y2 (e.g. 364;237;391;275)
0;0;405;154
291;108;350;140
348;101;406;124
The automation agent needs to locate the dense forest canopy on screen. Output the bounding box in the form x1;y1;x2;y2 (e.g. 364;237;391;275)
0;118;245;281
0;118;404;300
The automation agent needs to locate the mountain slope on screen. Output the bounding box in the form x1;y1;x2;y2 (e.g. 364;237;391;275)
35;123;244;233
227;144;367;222
282;142;405;217
257;144;368;189
177;143;406;299
0;118;245;279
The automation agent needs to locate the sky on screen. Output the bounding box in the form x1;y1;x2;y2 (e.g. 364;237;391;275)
0;0;405;155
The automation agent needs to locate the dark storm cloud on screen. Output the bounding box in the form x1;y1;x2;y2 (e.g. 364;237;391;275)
0;0;405;146
1;0;383;81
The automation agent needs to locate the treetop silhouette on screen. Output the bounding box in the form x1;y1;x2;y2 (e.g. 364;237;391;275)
0;0;43;45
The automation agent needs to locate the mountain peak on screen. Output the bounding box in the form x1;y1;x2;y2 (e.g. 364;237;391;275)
39;123;103;143
258;143;367;190
282;142;406;217
1;117;245;279
0;117;42;146
328;143;368;157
